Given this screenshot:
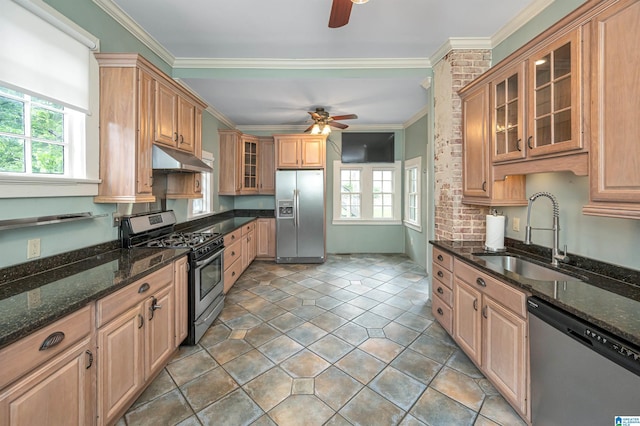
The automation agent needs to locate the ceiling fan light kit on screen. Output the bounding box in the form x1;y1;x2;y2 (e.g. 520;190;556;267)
351;0;369;4
305;107;358;134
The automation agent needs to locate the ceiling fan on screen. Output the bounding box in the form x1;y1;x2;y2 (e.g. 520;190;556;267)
328;0;369;28
305;107;358;134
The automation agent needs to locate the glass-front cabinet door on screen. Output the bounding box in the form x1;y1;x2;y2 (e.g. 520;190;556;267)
241;135;258;193
491;63;526;162
527;30;582;156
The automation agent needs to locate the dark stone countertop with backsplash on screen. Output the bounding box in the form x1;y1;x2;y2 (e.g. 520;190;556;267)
0;209;273;350
0;245;189;350
430;238;640;347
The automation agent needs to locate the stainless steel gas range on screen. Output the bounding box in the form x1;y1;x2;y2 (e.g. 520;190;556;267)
121;211;224;345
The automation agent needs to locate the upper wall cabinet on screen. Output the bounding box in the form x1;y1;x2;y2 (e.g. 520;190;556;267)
219;130;275;195
155;80;199;154
93;53;206;203
258;137;275;194
583;0;640;219
274;135;326;169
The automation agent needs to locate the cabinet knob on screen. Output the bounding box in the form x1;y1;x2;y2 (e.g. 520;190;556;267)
232;271;236;277
437;307;444;316
437;270;444;278
195;179;200;189
437;286;444;295
232;251;236;256
437;254;444;261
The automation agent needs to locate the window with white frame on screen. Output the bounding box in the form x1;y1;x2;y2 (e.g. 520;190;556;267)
333;160;401;225
404;156;422;231
189;152;214;218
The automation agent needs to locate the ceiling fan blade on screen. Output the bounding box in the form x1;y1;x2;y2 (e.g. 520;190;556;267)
308;111;321;120
328;0;352;28
330;114;358;121
329;121;349;129
303;124;314;133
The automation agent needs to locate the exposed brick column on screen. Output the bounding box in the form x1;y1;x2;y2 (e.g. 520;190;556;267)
433;49;491;241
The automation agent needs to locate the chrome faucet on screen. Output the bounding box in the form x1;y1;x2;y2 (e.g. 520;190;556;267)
524;192;570;267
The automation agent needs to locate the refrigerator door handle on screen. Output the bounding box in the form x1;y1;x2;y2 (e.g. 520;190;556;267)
294;189;300;228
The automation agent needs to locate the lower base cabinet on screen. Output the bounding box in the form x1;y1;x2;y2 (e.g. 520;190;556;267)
440;252;530;423
256;218;276;259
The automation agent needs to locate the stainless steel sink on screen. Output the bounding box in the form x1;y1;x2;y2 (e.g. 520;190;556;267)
477;255;583;282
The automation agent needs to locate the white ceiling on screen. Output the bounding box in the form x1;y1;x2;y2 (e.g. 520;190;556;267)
101;0;546;130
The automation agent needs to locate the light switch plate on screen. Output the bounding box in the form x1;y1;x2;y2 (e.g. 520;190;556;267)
27;238;41;259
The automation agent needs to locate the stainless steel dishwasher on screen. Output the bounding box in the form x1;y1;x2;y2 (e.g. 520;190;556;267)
528;297;640;426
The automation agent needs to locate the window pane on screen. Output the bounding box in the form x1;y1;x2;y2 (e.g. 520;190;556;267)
32;96;63;110
31;106;64;142
382;181;393;192
0;136;25;172
31;141;63;174
0;96;24;134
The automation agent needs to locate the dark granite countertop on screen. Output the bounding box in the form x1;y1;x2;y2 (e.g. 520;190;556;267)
0;247;189;350
177;215;262;236
430;240;640;347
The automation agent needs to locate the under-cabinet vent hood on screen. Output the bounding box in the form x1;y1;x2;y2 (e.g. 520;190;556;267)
152;145;212;173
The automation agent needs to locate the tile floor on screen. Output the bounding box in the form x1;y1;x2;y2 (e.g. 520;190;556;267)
118;254;526;426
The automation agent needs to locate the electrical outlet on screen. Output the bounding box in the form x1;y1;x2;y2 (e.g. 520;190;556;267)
27;238;41;259
512;217;521;232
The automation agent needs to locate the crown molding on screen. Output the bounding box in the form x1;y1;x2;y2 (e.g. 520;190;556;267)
430;37;492;65
92;0;175;65
404;105;429;128
492;0;555;47
206;106;236;130
173;57;431;70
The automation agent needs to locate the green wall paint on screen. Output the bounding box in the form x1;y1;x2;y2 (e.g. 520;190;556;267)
403;114;429;268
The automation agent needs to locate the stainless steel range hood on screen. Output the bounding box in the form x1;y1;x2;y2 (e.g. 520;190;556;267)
152;145;212;173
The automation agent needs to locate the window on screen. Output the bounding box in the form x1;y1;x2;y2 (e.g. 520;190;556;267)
0;87;83;176
404;157;422;231
189;152;214;218
333;160;401;225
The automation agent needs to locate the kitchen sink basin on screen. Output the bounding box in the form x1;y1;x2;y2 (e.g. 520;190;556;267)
476;255;584;282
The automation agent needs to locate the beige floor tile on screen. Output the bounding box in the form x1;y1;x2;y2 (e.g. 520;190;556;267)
180;366;238;411
125;389;193;426
222;349;275;385
334;348;386;385
197;389;264;426
243;367;293;412
280;349;331;378
268;395;334;426
315;366;363;411
166;350;217;387
257;334;304;364
391;348;443;385
207;338;253;365
339;387;405;426
368;366;427;410
430;366;486;411
410;387;476;426
358;337;404;363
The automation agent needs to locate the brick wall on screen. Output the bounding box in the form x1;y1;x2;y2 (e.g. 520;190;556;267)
433;49;492;241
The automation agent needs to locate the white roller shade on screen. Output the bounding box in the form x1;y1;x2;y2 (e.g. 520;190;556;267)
0;0;96;113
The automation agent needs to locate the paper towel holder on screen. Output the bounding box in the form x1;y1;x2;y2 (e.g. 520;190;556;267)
484;209;507;252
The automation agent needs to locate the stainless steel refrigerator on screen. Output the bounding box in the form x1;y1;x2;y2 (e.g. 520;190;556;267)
276;169;325;263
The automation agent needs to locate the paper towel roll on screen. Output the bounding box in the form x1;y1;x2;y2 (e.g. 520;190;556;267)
485;214;506;251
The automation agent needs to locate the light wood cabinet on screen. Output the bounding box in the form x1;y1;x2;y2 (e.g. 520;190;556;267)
259;137;276;194
256;218;276;259
240;134;259;194
96;264;175;425
174;256;189;346
461;85;527;206
219;130;242;195
166;172;202;199
241;221;257;270
223;228;243;293
0;306;95;426
154;80;198;154
583;0;640;219
490;63;526;163
431;247;454;335
94;56;155;203
452;258;529;422
274;135;326;169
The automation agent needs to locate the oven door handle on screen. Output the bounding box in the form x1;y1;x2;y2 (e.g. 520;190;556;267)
194;249;223;268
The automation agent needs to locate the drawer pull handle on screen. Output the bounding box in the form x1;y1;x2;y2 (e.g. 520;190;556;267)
437;286;444;295
516;138;522;151
149;297;162;320
473;299;478;311
527;135;533;149
85;350;94;369
174;132;179;142
437;307;444;316
138;283;150;293
232;271;236;277
39;331;65;351
138;314;144;329
482;306;488;319
476;277;486;287
437;271;444;278
437;254;444;261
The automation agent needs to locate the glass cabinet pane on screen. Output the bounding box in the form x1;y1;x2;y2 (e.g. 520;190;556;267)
496;106;506;131
496;132;506;155
507;128;519;153
496;81;506;106
536;86;551;116
554;76;571;110
536;116;551;146
554;43;571;78
507;75;518;101
554;110;572;143
535;54;551;87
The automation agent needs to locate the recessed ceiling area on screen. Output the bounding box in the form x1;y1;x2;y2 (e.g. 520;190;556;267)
102;0;544;129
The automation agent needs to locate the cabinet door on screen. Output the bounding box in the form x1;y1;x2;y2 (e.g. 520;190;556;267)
248;229;256;264
174;257;189;346
137;69;154;195
491;64;526;162
462;85;491;200
483;297;528;417
166;173;202;199
241;233;250;271
587;0;640;209
241;136;259;193
277;137;300;168
155;79;178;147
97;306;144;426
453;278;482;365
144;285;174;379
0;338;94;426
259;137;275;194
256;218;276;258
301;137;324;168
219;131;241;194
527;29;582;157
177;96;195;153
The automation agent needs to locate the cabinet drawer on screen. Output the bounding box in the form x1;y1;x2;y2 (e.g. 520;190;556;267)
432;263;453;289
432;295;453;335
97;264;173;328
454;259;527;317
433;247;453;271
241;221;255;236
0;305;93;389
224;228;242;246
224;239;242;269
433;280;453;306
224;257;243;294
